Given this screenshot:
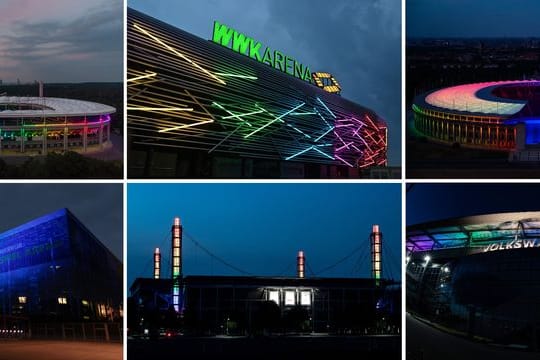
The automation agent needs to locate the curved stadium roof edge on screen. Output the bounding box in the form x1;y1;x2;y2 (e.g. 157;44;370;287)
0;96;116;118
415;80;540;117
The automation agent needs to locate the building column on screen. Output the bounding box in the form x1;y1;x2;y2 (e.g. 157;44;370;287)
64;126;68;151
42;127;47;155
83;126;88;152
99;124;104;147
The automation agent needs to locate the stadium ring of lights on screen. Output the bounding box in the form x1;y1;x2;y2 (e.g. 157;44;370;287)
406;211;540;255
0;96;115;155
412;80;540;151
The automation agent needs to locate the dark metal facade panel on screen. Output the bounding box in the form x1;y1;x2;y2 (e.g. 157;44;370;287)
127;8;387;168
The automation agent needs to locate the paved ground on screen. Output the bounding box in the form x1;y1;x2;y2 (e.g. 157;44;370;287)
407;314;539;360
128;335;400;360
0;340;122;360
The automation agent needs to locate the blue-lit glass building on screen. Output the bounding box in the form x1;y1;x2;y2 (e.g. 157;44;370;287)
0;208;122;323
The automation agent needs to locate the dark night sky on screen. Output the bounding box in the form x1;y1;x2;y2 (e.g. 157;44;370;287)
128;183;401;288
0;184;123;260
129;0;402;166
407;183;540;226
408;0;540;38
0;0;123;83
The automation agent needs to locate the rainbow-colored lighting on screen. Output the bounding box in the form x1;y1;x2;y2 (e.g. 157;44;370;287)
371;225;382;282
171;217;182;312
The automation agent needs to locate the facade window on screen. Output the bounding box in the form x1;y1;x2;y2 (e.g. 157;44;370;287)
300;291;311;306
284;290;295;306
58;297;67;305
268;290;280;305
18;296;27;304
98;304;107;317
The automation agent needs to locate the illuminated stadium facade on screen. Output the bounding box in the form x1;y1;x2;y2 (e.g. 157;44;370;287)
406;212;540;349
0;96;115;155
0;208;122;331
127;8;387;178
412;80;540;159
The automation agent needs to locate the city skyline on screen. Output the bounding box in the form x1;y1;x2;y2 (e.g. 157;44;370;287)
128;183;401;287
408;0;540;38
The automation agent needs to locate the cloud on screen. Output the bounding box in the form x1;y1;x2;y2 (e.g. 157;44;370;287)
0;0;123;82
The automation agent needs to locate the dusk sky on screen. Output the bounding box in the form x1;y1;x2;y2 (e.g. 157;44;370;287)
407;183;540;226
0;0;123;83
408;0;540;38
0;184;123;260
129;0;402;166
128;184;401;287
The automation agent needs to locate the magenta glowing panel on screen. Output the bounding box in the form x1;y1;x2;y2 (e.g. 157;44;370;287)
424;81;534;115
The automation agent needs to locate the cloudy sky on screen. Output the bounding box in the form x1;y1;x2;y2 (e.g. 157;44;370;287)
0;184;123;260
408;0;540;38
128;184;401;287
0;0;123;83
129;0;402;166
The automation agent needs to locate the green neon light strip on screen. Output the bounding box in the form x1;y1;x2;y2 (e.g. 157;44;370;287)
215;73;258;80
221;109;264;119
212;102;254;127
245;102;305;138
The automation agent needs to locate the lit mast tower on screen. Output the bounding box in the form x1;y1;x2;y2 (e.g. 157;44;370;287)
153;247;161;279
371;225;382;284
297;250;305;278
171;217;182;312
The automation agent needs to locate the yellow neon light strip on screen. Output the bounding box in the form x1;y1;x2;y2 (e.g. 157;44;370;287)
127;72;157;82
158;120;214;133
134;23;226;85
215;73;257;80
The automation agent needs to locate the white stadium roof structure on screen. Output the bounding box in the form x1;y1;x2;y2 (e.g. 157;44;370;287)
0;97;116;118
423;80;540;116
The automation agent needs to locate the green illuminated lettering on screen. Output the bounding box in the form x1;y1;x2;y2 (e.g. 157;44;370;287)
285;56;294;75
232;31;251;55
294;61;304;78
212;21;234;47
303;68;312;82
262;47;273;67
249;40;262;61
274;51;285;72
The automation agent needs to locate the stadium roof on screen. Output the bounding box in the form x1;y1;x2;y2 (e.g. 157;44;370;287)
0;96;115;118
406;211;540;252
419;80;540;116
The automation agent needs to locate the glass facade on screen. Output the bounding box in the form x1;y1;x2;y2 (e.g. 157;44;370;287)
0;208;122;323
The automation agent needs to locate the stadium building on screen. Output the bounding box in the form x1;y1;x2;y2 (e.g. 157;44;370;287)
0;208;122;337
127;8;388;178
412;80;540;161
0;93;115;155
129;219;400;336
406;211;540;350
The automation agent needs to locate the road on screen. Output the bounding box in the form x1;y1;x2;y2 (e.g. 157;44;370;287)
0;340;122;360
129;335;400;360
407;314;539;360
